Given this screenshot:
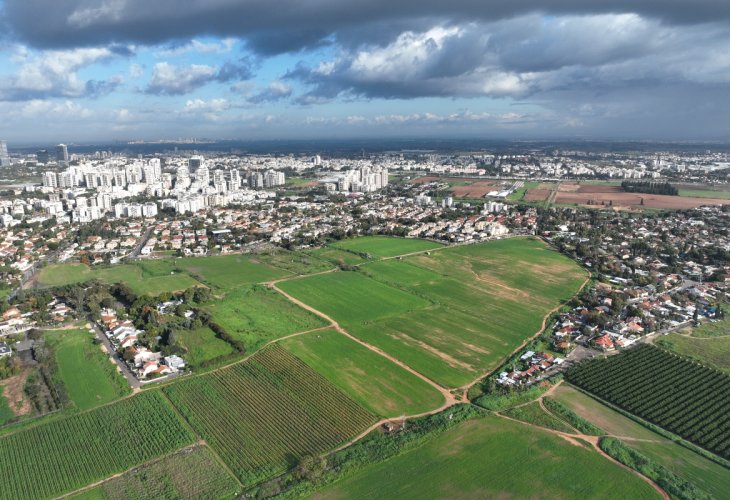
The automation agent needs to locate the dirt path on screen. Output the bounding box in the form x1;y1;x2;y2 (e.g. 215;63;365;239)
269;282;458;408
493;411;670;500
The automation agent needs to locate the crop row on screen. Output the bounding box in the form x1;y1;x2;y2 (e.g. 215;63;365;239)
566;344;730;459
0;391;195;499
164;345;376;486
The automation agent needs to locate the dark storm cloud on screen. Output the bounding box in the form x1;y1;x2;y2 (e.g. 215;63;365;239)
4;0;730;52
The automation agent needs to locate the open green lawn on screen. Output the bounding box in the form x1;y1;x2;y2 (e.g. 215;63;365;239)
175;326;236;368
176;254;291;290
656;334;730;374
314;415;659;499
502;401;576;433
73;446;240;500
206;284;327;351
331;236;443;258
45;328;130;410
553;383;730;499
37;263;202;296
254;250;333;275
282;329;445;417
278;271;431;325
284;237;585;388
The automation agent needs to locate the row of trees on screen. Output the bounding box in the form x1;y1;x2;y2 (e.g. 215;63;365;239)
621;180;679;196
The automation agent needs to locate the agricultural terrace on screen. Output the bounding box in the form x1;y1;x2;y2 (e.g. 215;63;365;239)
567;344;730;460
279;237;586;387
553;384;730;499
0;391;195;499
282;329;445;416
37;262;202;296
314;415;659;499
330;236;443;258
74;446;239;500
164;345;376;486
44;328;130;410
205;285;328;351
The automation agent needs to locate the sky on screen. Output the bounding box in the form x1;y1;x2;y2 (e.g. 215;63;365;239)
0;0;729;143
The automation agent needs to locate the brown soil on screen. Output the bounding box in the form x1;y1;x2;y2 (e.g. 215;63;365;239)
0;369;33;417
554;190;730;209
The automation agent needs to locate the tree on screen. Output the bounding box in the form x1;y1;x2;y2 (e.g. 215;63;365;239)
293;454;326;483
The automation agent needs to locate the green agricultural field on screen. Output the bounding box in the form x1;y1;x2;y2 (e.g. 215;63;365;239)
37;263;201;296
331;236;443;258
279;271;430;324
175;326;236;368
281;329;445;416
553;384;730;499
206;284;327;351
678;189;730;199
502;401;576;433
657;334;730;374
164;346;375;487
314;415;659;499
306;247;367;266
508;180;540;201
0;390;195;499
45;328;130;410
566;344;730;459
254;249;333;275
75;446;240;500
284;237;585;388
176;254;290;290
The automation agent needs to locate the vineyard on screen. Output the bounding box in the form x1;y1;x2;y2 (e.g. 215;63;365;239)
566;344;730;459
0;391;195;499
164;345;376;486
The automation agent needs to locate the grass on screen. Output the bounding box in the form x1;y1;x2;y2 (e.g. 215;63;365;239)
507;180;540;201
0;391;13;426
678;189;730;199
255;250;333;275
306;247;367;266
37;263;202;296
502;401;576;433
206;284;327;352
176;254;291;291
164;346;376;486
281;329;445;417
278;271;430;325
286;237;585;388
175;326;236;368
0;390;195;499
656;333;730;374
74;446;240;500
330;236;443;258
689;316;730;338
553;383;730;499
45;328;130;411
314;415;660;499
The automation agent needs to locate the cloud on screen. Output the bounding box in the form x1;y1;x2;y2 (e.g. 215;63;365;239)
160;38;237;56
288;15;730;103
145;60;252;95
183;98;230;112
0;46;125;101
247;81;293;103
6;0;730;53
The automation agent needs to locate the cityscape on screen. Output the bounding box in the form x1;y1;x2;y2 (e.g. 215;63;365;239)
0;1;729;499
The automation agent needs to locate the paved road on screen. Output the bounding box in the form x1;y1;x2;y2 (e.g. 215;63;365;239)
127;226;154;259
91;323;140;389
